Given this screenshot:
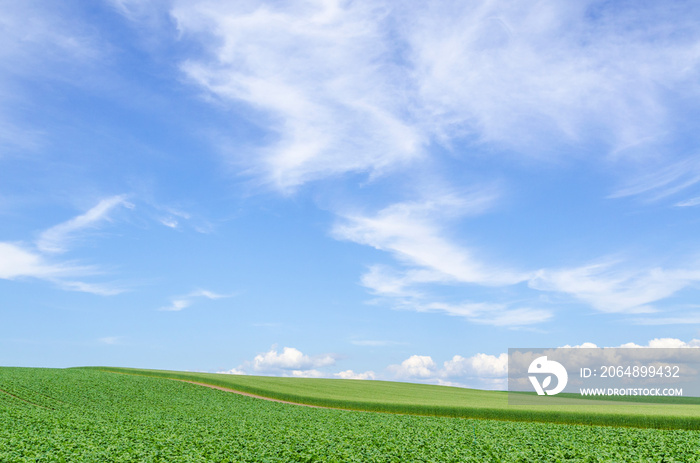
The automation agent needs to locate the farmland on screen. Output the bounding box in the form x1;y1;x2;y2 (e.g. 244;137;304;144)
99;366;700;430
1;367;699;462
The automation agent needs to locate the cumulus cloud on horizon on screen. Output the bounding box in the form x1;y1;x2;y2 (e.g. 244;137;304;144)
387;337;700;389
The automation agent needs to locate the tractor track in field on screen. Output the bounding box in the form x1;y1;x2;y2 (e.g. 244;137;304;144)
176;380;327;407
175;379;358;411
102;370;353;411
0;387;54;410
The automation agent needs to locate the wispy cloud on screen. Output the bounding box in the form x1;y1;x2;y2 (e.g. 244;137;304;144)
610;156;700;202
0;196;135;295
155;207;207;231
331;193;544;327
529;262;700;314
158;289;235;311
159;299;192;312
37;195;133;254
633;314;700;325
171;0;700;192
98;336;122;345
0;2;100;153
333;192;525;287
355;239;700;323
675;197;700;208
419;302;552;327
0;242;79;280
134;1;700;327
173;0;426;192
0;240;126;296
57;280;126;296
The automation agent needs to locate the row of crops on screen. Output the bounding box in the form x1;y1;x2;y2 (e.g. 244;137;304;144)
1;367;698;462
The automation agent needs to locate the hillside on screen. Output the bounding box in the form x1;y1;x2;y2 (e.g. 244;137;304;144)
96;366;700;430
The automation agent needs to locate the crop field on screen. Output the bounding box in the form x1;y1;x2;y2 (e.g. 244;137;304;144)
1;367;699;462
99;366;700;430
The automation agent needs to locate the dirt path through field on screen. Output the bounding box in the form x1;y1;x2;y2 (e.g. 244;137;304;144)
175;380;331;409
104;371;366;413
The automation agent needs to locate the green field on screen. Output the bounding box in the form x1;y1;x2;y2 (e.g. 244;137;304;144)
97;366;700;430
1;367;699;462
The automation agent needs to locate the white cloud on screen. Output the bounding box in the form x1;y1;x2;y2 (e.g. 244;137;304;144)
216;338;699;387
357;264;550;327
0;196;135;295
610;156;700;202
37;195;133;254
98;336;121;345
57;280;126;296
218;367;246;375
331;194;553;327
170;0;700;192
442;353;508;378
252;346;335;372
107;0;169;23
173;0;426;191
158;289;233;311
0;2;97;63
558;342;599;349
420;302;552;327
188;289;231;299
290;369;325;378
388;338;700;389
335;370;376;380
618;338;700;349
159;299;191;312
675;197;700;208
333;193;526;287
529;262;700;314
388;352;508;389
217;346;343;378
633;314;700;325
156;207;199;231
0;241;125;296
161;1;700;326
340;198;700;323
388;355;437;379
159;217;179;229
406;1;699;154
0;242;71;280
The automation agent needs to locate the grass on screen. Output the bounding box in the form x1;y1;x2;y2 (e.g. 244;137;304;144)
93;366;700;430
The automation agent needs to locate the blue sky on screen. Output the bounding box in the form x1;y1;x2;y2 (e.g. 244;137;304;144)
2;0;700;389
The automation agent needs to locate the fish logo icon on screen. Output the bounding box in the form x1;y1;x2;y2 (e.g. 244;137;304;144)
528;356;568;396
